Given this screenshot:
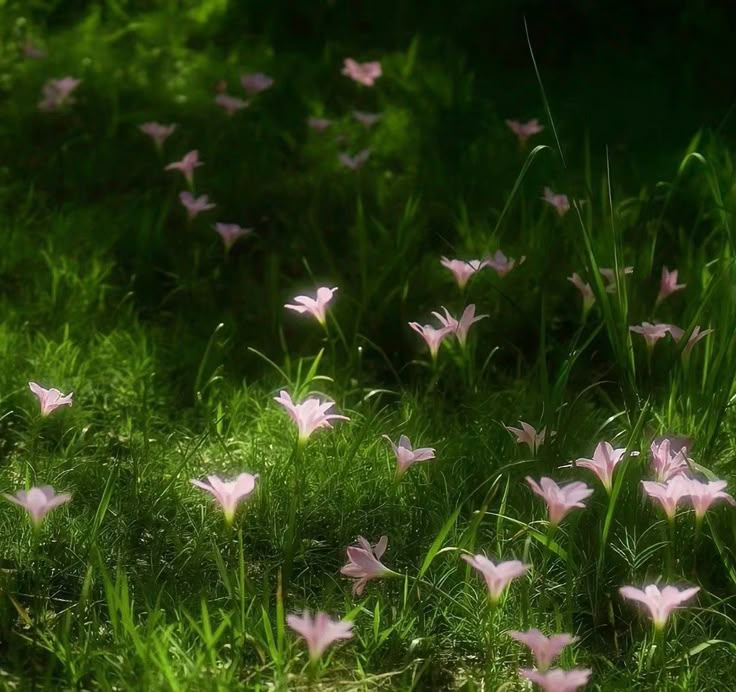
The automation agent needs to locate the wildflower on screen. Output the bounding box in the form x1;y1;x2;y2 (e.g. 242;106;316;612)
284;286;338;326
191;473;258;525
274;390;349;444
683;478;735;522
599;266;634;293
341;536;396;595
619;584;699;629
214;223;253;251
483;250;525;277
166;150;202;187
526;477;594;526
505;421;546;455
677;326;713;355
649;438;690;483
408;322;454;361
575;441;627;493
541;187;570;216
629;322;678;348
308;117;332;132
240;72;273;95
28;382;73;416
341;58;382;86
215;93;249;115
22;40;47;60
287;611;353;660
461;554;529;604
641;476;691;521
567;273;595;313
440;257;485;289
179;191;215;219
520;668;592;692
382;434;435;477
139;122;177;149
507;629;576;671
506;118;544;144
338;149;371;170
352;110;382;127
432;305;488;348
656;267;686;305
39;77;80;111
3;486;71;527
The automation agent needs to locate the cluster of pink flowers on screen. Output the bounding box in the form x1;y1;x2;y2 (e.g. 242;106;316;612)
440;252;525;289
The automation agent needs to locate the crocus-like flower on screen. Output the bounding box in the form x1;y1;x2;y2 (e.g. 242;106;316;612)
575;441;626;493
284;286;338;326
656;266;686;305
541;187;570;216
506;118;544;144
505;421;546;455
240;72;273;95
678;326;714;355
641;476;691;521
39;77;80;111
308;117;332;132
599;266;634;293
526;477;594;526
382;434;435;476
649;438;690;482
214;223;252;251
483;250;525;277
432;305;488;347
287;611;353;660
408;322;454;361
520;668;592;692
274;390;349;443
683;478;735;521
215;93;249;115
629;322;678;348
29;382;73;416
3;486;71;527
352;110;382;127
166;150;202;187
461;554;529;604
338;149;371;170
440;257;485;289
507;629;576;671
139;122;177;149
191;473;258;525
619;584;700;629
568;273;595;313
341;58;382;86
341;535;396;595
179;191;215;219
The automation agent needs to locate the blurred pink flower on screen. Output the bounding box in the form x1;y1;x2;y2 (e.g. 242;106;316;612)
541;187;570;216
649;438;690;482
287;611;353;660
341;535;396;595
352;110;382;127
677;326;713;355
599;266;633;293
629;322;678;348
215;93;249;115
383;434;435;477
29;381;73;416
483;250;525;277
432;304;488;347
408;322;453;361
641;476;691;520
191;473;258;525
139;122;177;149
619;584;699;629
341;58;382;86
338;149;371;170
505;421;546;455
461;554;529;604
39;77;80;111
656;266;686;305
683;478;735;521
507;629;576;671
308;117;332;132
568;273;595;313
240;72;273;95
166;150;202;187
521;667;592;692
506;118;544;144
3;486;71;527
274;390;349;443
440;257;485;289
575;441;626;493
214;223;252;251
526;477;594;526
22;40;47;60
179;191;215;219
284;286;338;326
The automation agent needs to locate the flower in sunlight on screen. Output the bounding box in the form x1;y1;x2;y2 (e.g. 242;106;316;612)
3;486;71;527
166;150;203;187
641;476;691;521
382;434;436;477
179;192;215;219
461;554;529;604
649;438;690;482
619;584;699;629
215;93;249;115
287;610;353;661
567;273;595;314
338;149;371;170
440;257;486;289
341;535;397;595
507;629;576;671
39;77;80;111
432;304;488;347
683;478;735;522
656;266;686;306
341;58;382;86
274;390;349;444
284;286;338;326
505;421;546;455
526;477;594;526
599;266;634;293
308;117;333;132
541;187;570;216
352;110;382;127
214;223;253;251
240;72;274;95
408;322;454;361
28;382;73;416
139;122;177;150
521;667;592;692
629;322;678;348
505;118;544;144
191;473;258;525
575;441;627;493
483;250;525;278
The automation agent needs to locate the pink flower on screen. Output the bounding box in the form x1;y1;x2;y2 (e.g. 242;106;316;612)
382;434;436;477
575;441;626;493
461;554;529;604
440;257;485;289
506;118;544;144
649;438;690;482
166;150;203;187
28;381;73;416
432;305;488;347
352;110;382;127
408;322;454;361
39;77;80;111
629;322;678;348
287;610;353;660
240;72;273;95
341;535;396;595
338;149;371;170
214;223;252;251
191;473;258;525
22;40;47;60
284;286;338;326
483;250;525;277
541;187;570;216
341;58;382;87
179;191;215;219
641;476;691;520
274;390;349;444
139;122;177;149
507;629;576;671
683;478;735;521
308;117;332;132
656;266;686;305
3;486;71;527
526;477;594;526
619;584;699;629
215;93;249;115
599;266;633;293
568;273;595;313
520;668;592;692
505;421;546;455
678;326;713;355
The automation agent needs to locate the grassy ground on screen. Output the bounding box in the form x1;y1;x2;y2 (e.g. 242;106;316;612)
1;2;736;690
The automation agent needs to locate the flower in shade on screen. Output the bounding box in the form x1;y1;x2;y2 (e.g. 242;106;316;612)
683;478;735;522
408;322;454;361
341;58;382;86
656;266;686;305
568;273;595;314
526;477;594;526
575;441;626;493
3;486;71;527
541;187;570;216
191;473;258;525
240;72;273;95
215;93;249;115
22;40;47;60
677;326;714;355
505;421;546;455
274;390;349;444
507;629;576;671
619;584;699;629
284;286;338;326
352;110;382;127
599;266;634;293
506;118;544;144
483;250;525;277
214;223;253;251
432;305;488;348
39;77;80;111
338;149;371;170
649;438;690;482
29;382;73;416
629;322;678;348
461;554;529;604
166;150;202;187
308;117;332;132
179;191;215;219
139;122;177;150
341;535;397;595
440;257;485;289
287;611;353;660
520;668;592;692
641;476;691;521
382;434;435;477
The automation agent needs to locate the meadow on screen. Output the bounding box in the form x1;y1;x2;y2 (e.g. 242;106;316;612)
1;2;736;690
